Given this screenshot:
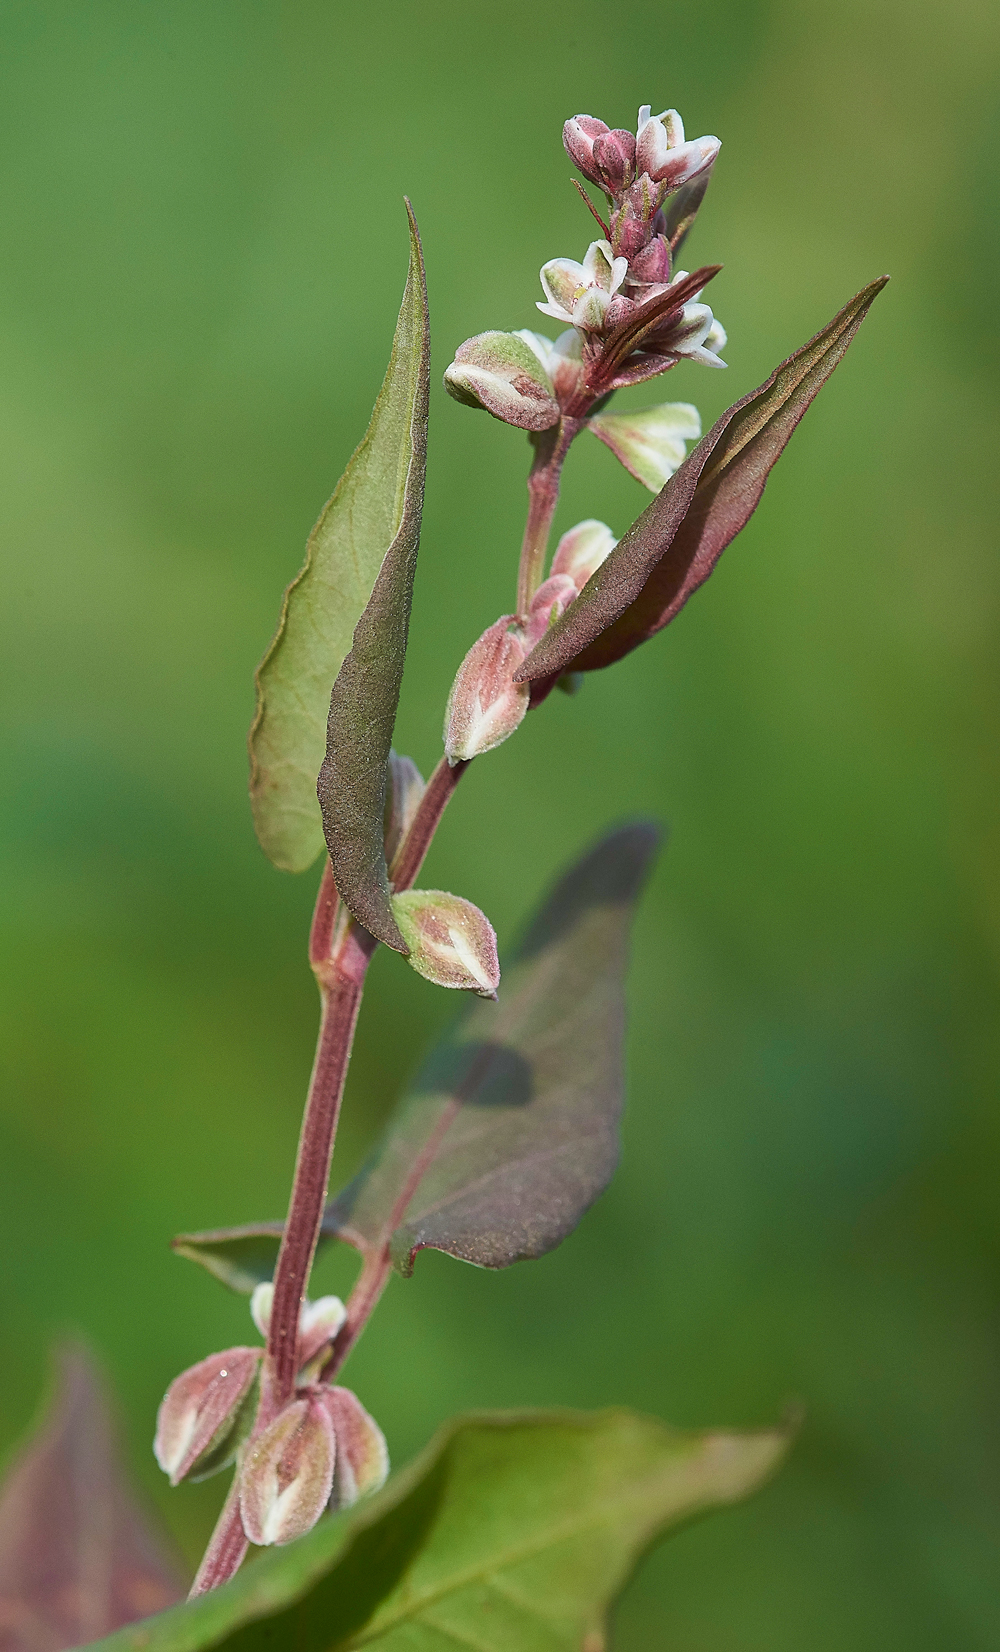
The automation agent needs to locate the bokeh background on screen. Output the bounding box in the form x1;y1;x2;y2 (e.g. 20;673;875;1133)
1;0;998;1644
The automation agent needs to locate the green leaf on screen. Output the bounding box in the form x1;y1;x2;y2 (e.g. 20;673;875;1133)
315;206;431;948
87;1408;789;1652
517;278;888;683
326;823;660;1274
249;201;430;876
0;1345;186;1648
172;1220;337;1295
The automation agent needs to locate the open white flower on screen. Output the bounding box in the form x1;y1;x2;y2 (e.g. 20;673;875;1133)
635;106;720;190
537;239;629;332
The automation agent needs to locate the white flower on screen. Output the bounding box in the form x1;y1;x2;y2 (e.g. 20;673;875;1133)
635;106;720;189
537;239;629;332
512;327;584;402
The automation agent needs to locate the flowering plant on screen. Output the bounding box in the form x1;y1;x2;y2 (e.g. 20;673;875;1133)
0;99;885;1652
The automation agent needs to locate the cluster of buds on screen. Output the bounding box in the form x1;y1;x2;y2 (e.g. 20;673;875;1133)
443;519;619;762
445;101;726;442
154;1287;388;1547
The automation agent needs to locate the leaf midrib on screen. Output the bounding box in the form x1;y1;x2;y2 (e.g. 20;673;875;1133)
344;1454;703;1649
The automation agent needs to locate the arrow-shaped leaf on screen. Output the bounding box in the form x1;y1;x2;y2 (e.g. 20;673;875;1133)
327;822;660;1274
249;201;429;878
0;1345;185;1649
87;1408;789;1652
517;277;888;682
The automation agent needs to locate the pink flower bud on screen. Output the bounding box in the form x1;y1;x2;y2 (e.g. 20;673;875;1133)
391;888;501;997
591;128;636;193
550;520;618;591
563;114;610;185
444;332;560;431
523;574;578;649
239;1394;335;1547
443;615;529;762
313;1386;389;1510
384;750;425;864
154;1348;260;1487
628;235;672;286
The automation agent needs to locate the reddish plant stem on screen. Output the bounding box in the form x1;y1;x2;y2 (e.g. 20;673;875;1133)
192;759;470;1595
515;418;582;618
389;755;468;892
263;931;373;1413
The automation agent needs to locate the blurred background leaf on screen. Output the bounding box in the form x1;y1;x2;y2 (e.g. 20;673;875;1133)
0;1;997;1648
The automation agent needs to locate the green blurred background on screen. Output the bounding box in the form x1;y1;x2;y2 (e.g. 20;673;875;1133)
1;0;998;1643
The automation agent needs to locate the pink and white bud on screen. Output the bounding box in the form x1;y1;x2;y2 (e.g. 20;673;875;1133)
537;240;629;334
522;573;578;649
299;1296;348;1365
391;889;500;998
384;750;425;864
550;520;618;591
154;1347;260;1487
636;110;720;190
314;1386;389;1510
239;1394;335;1547
512;329;585;410
588;401;702;492
591;128;635;193
250;1284;347;1369
444;332;560;432
628;235;672;287
563;114;610;186
444;615;529;762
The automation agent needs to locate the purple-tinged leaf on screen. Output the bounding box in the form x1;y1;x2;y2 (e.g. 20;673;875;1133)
324;823;660;1275
662;167;714;255
0;1346;185;1649
250;205;429;879
586;265;721;391
315;202;430;952
517;277;888;682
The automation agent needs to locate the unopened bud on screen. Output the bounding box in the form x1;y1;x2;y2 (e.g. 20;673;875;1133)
154;1347;260;1487
239;1394;335;1547
444;615;529;762
314;1386;389;1510
444;332;560;432
591;128;635;193
628;234;672;286
563;114;611;186
384;750;425;865
391;889;500;998
250;1284;347;1369
550;519;618;590
523;574;578;649
588;402;701;492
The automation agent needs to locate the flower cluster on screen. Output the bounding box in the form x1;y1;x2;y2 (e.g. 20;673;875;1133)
154;1287;388;1547
445;101;726;445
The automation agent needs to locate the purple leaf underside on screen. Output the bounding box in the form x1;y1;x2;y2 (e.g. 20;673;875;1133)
316;201;431;952
326;822;661;1274
517;276;888;682
174;826;660;1292
0;1346;186;1651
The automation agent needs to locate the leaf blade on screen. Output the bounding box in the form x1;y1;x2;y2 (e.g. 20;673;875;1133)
86;1408;789;1652
249;201;430;876
517;277;888;682
315;203;431;947
326;823;660;1274
0;1345;185;1649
